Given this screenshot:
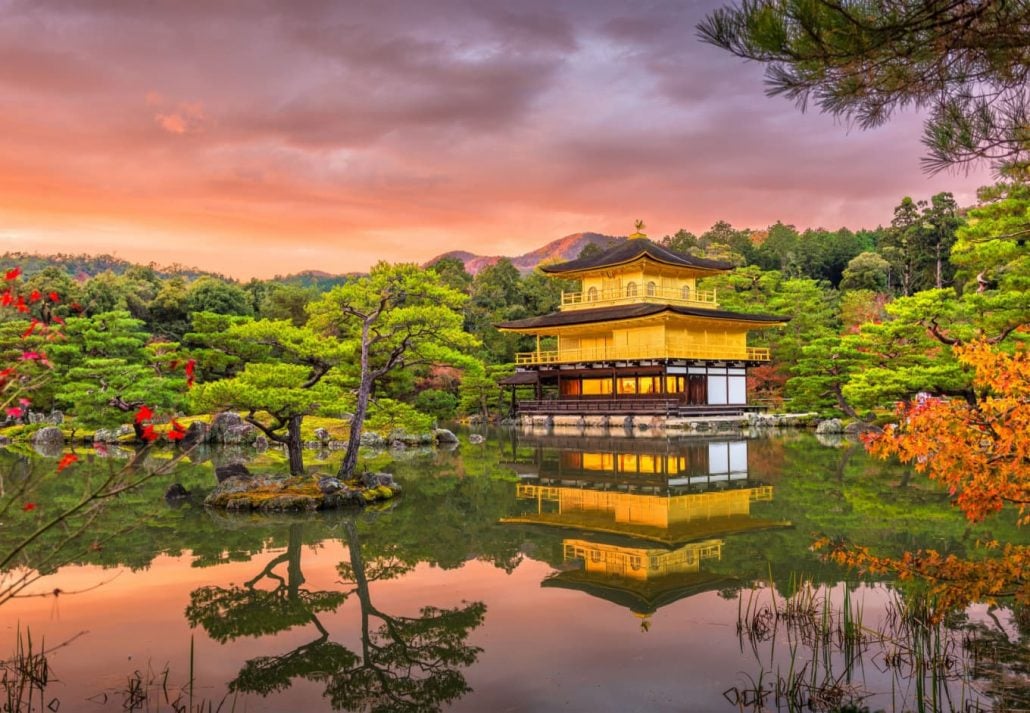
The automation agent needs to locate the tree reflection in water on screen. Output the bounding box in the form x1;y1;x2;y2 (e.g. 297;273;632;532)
185;519;486;711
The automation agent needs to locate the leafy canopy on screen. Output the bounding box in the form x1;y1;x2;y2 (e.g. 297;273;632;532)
699;0;1030;173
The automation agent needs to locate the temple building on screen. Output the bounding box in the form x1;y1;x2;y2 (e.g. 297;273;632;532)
498;234;788;416
500;435;792;619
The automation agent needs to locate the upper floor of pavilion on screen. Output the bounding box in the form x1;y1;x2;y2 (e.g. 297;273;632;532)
541;234;734;312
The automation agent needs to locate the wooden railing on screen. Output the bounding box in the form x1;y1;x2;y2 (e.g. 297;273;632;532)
514;344;771;365
561;286;717;310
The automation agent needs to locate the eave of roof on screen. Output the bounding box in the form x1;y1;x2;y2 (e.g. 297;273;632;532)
541;238;734;275
497;303;790;331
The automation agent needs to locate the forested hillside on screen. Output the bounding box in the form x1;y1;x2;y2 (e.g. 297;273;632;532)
0;184;1025;430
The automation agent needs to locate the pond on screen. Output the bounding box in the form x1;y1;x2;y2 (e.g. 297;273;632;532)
1;429;1025;712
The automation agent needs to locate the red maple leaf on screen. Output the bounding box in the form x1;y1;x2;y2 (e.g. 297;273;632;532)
185;358;196;388
15;296;28;313
21;319;40;339
29;290;42;303
57;453;79;472
5;267;21;281
167;419;187;441
1;291;11;307
48;291;60;303
6;407;23;418
134;405;154;424
141;424;158;442
22;502;36;512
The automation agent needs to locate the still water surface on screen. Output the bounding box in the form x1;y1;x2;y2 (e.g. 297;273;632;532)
1;430;1024;711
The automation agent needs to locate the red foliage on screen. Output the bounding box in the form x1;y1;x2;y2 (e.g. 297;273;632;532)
134;405;154;424
166;419;187;441
22;502;36;512
57;453;79;472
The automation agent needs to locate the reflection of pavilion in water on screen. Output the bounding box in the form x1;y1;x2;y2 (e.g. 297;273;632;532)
501;435;790;615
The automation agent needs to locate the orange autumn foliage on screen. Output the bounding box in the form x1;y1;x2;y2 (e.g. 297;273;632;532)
865;340;1029;525
820;340;1029;613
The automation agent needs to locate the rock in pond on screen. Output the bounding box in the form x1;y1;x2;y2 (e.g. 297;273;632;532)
165;483;190;501
815;418;845;434
468;433;486;444
434;428;459;444
215;462;252;483
204;473;400;512
33;426;65;445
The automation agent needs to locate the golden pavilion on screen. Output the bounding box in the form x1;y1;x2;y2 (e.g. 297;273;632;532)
498;233;788;415
501;435;791;617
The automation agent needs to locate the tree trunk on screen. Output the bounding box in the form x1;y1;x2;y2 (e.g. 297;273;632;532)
286;415;305;476
831;384;860;419
339;319;373;478
936;242;943;289
286;523;305;599
340;376;372;477
343;520;372;652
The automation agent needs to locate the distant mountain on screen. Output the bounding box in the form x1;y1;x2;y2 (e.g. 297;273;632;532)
429;232;622;275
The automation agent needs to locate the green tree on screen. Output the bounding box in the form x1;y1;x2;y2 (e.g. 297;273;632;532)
48;311;187;438
919;192;962;290
952;182;1030;301
260;284;320;326
840;252;890;292
465;259;529;364
699;0;1030;172
458;363;513;421
185;277;254;317
427;257;473;295
880;197;922;295
753;221;802;274
191;319;349;475
842;295;972;412
659;229;700;255
308;263;478;477
787;335;867;416
147;276;191;339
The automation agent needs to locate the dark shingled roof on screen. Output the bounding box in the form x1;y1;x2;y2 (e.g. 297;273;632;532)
540;570;737;615
497;303;789;331
541;238;734;274
497;371;540;385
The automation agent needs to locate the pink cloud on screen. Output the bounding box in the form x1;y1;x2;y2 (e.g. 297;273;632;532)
0;0;994;279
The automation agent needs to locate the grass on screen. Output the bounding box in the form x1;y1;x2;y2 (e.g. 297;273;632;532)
727;577;1002;713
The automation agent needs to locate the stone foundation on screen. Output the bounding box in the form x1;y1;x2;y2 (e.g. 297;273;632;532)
517;412;818;437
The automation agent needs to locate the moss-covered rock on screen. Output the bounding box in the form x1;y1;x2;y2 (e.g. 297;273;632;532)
204;473;400;512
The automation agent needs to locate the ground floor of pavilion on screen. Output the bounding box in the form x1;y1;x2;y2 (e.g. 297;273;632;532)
500;360;763;417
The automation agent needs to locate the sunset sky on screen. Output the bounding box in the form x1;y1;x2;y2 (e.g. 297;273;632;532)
1;0;991;279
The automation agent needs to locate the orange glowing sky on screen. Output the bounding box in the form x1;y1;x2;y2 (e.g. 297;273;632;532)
0;0;991;279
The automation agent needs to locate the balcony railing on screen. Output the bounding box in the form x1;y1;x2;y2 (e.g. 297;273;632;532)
561;286;717;310
513;344;771;365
